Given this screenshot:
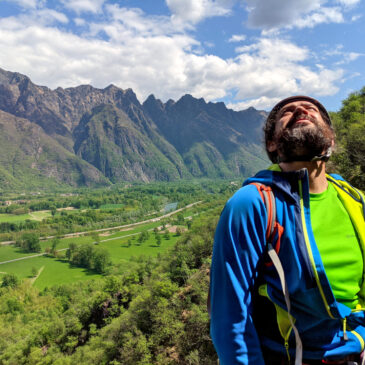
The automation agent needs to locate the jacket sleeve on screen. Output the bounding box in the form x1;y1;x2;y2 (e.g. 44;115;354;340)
210;185;268;364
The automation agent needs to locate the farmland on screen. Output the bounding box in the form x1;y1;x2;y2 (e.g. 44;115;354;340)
0;180;238;289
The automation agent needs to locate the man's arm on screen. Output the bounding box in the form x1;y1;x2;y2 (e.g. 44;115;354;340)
210;185;268;364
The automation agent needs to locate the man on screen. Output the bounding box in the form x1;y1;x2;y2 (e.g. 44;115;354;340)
209;96;365;365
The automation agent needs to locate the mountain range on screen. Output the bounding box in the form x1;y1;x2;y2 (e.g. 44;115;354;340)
0;67;268;189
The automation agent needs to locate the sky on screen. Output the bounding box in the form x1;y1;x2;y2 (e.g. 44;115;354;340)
0;0;364;112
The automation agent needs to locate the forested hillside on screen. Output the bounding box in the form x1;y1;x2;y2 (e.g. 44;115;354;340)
330;87;365;190
0;200;221;365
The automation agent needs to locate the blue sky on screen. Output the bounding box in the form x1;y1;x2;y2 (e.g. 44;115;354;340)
0;0;364;112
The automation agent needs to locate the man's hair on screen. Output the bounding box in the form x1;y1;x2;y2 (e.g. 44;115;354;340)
264;96;332;163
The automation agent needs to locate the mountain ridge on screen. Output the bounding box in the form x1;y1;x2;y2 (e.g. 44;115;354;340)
0;67;269;189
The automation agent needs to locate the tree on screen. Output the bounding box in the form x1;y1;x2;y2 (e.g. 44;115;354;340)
1;273;19;288
176;213;185;225
21;233;41;253
31;267;38;277
155;234;161;247
71;244;94;268
137;230;149;245
51;237;60;256
51;207;57;217
91;231;101;244
164;230;170;240
331;87;365;190
93;248;112;274
66;242;77;260
137;233;144;245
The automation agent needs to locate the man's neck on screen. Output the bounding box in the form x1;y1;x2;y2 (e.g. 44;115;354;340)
279;160;328;193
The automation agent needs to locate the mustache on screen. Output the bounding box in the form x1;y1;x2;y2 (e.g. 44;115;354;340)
287;114;316;129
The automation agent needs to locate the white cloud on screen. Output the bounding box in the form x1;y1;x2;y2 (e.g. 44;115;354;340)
1;9;68;27
244;0;356;31
245;0;322;29
227;96;279;111
294;7;343;28
36;9;69;24
93;5;179;38
60;0;106;14
351;14;362;21
322;44;363;65
11;0;40;9
204;41;215;48
228;34;246;42
335;52;363;65
336;0;360;6
74;17;86;26
235;38;309;62
166;0;233;24
0;4;344;112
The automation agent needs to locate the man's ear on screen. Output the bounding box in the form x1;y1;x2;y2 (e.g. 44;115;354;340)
267;141;277;152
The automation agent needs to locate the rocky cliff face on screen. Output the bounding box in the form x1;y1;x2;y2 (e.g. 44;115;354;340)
0;109;109;189
142;94;268;178
0;67;268;189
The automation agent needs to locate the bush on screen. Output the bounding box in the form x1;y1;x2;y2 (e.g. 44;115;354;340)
1;273;20;288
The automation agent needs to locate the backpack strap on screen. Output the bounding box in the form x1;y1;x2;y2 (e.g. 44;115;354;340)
250;183;303;365
249;183;276;241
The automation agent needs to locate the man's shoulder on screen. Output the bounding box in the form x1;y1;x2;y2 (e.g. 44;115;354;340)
225;184;265;211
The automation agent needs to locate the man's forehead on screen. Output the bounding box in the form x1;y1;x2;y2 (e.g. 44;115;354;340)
279;100;319;110
267;95;332;127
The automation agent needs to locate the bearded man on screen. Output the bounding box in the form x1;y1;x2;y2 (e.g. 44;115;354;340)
209;96;365;365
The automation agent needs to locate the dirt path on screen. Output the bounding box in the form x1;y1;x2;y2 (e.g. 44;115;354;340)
30;266;44;285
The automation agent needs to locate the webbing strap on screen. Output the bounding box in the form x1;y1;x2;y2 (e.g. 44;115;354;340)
250;183;276;240
268;244;303;365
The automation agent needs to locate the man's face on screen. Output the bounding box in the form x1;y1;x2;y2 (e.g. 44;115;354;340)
268;100;334;162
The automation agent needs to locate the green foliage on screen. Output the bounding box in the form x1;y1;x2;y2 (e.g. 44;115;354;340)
137;230;149;245
20;232;41;253
91;231;101;244
69;243;112;274
31;267;38;277
155;234;161;247
331;87;365;189
1;273;20;288
163;230;170;240
0;200;223;364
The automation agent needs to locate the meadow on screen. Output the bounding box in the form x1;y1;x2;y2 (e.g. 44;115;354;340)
0;210;52;223
0;228;181;289
0;179;235;292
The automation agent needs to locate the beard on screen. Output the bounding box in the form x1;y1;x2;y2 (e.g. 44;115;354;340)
275;116;335;162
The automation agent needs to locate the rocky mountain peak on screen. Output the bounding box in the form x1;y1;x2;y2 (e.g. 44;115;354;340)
0;68;268;188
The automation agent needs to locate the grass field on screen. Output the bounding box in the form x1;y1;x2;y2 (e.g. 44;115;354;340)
0;229;180;290
0;210;52;223
0;202;198;289
99;203;124;209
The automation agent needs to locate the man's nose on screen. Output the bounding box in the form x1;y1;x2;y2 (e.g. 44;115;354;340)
293;105;308;115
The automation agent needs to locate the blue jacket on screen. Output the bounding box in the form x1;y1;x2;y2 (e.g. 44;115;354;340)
210;168;365;364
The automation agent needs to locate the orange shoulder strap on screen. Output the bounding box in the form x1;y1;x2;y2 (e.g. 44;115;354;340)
249;183;276;242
